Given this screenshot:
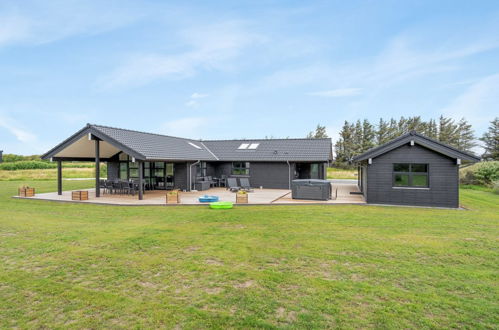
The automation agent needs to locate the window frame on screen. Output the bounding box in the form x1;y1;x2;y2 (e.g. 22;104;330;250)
232;162;250;176
392;163;429;188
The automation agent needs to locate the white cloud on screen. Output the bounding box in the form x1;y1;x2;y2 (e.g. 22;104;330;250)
0;114;37;142
185;100;198;108
0;0;141;47
440;73;499;130
190;92;209;99
160;117;209;137
99;21;264;89
307;88;362;97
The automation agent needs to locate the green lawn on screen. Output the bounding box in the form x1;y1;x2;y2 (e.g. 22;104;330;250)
0;180;498;328
327;167;357;179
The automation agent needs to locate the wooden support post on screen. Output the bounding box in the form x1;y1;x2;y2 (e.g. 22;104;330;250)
138;161;143;200
57;160;62;195
95;139;100;197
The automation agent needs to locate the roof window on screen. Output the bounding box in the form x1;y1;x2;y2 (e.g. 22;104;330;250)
238;143;250;149
248;143;260;149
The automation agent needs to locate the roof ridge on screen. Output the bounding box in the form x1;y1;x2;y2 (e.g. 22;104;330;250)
203;137;332;142
88;124;331;143
89;123;199;142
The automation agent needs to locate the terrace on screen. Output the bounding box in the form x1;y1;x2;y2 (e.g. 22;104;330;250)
14;180;365;205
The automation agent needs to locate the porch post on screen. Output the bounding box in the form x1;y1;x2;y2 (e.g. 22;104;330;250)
95;139;100;197
57;160;62;195
138;161;143;200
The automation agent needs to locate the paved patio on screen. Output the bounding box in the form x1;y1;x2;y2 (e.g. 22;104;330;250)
14;180;365;205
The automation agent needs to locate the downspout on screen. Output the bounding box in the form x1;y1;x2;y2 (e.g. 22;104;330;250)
286;160;291;190
189;160;201;191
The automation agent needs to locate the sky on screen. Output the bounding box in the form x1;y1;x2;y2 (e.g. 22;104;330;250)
1;0;499;155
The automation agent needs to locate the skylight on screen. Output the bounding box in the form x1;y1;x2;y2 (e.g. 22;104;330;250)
248;143;260;149
188;142;202;149
238;143;250;149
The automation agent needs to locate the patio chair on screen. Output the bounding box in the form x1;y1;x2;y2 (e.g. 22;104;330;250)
112;180;122;194
99;180;107;193
105;180;114;194
206;176;216;187
120;181;131;195
226;178;240;192
239;178;253;192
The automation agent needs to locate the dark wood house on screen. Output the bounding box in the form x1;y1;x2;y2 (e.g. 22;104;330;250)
352;131;480;208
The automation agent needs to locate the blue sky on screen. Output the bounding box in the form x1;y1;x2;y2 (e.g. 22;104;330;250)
1;0;499;155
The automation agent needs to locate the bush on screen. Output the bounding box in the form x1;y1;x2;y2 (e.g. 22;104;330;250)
0;161;56;170
460;161;499;186
0;161;104;171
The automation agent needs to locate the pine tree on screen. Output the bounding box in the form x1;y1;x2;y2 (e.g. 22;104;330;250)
455;118;476;152
334;121;355;164
387;118;399;140
424;119;438;139
376;118;390;145
438;116;458;146
362;119;375;152
480;117;499;160
406;116;423;132
307;124;328;138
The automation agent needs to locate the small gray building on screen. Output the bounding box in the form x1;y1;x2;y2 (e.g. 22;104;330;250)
352;131;480;208
41;124;332;199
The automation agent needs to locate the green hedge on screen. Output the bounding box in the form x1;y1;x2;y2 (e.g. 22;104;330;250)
0;161;102;171
460;161;499;186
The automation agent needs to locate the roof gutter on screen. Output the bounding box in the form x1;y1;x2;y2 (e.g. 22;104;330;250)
189;160;201;191
287;160;292;190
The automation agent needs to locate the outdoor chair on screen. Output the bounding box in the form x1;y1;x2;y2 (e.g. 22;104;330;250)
105;180;114;194
120;181;131;195
112;181;122;194
226;178;240;192
239;178;253;192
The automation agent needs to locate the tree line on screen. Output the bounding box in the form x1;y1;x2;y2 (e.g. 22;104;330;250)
307;117;499;165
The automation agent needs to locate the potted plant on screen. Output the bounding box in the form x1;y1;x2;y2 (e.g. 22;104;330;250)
166;190;180;204
236;190;248;204
19;185;35;197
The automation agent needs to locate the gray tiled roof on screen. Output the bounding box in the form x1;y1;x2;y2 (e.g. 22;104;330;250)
203;138;332;161
91;125;217;161
42;124;332;162
352;131;480;163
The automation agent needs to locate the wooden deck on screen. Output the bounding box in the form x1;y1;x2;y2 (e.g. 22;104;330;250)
14;181;365;206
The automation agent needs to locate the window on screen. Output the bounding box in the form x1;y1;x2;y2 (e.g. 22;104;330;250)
238;143;250;150
129;161;139;178
232;162;250;175
248;143;260;149
119;153;129;161
119;162;128;179
393;163;428;188
197;161;207;177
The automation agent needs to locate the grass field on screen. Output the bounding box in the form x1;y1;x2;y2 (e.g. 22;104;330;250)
0;180;498;328
327;167;357;180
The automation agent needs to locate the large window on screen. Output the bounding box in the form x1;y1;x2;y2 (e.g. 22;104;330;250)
232;162;250;175
197;162;207;177
393;163;429;188
119;162;128;179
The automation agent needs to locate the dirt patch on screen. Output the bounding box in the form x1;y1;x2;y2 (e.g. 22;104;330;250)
233;280;255;289
276;307;297;322
205;287;223;294
205;258;223;266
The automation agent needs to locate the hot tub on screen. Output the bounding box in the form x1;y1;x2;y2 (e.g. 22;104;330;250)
291;179;331;201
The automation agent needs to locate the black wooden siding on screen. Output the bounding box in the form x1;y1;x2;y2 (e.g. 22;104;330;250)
366;144;458;208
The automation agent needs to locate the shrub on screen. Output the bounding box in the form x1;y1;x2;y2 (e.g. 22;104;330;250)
0;161;56;170
460;161;499;186
0;161;106;171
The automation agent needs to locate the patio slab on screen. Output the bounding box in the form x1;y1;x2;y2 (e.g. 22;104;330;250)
14;184;365;205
